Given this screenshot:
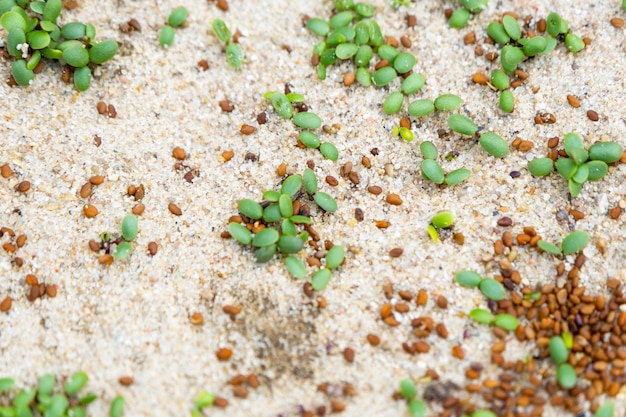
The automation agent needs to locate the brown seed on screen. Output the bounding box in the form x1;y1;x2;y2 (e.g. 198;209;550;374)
400;35;411;48
17;181;30;192
0;296;12;312
380;303;392;319
343;347;355;363
374;59;389;70
416;290;428;306
83;204;98;218
611;17;625;28
437;295;448;309
453;232;465;245
93;135;102;147
118;376;134;386
463;31;475;45
471;72;489;85
240;123;257;135
276;162;287;177
374;220;389;229
89;175;104;186
218;99;234;112
197;59;209;71
389;248;403;258
214;397;228;408
168;203;182;216
361;156;371;169
386;193;402;205
219;150;234;163
216;0;229;11
233;385;248;398
452;345;465;359
343;71;355;87
216;348;233;361
98;254;114;265
547;137;559;148
519;140;534;152
79;182;92;198
536;17;547;32
485;51;499;61
223;305;241;315
436;323;448;339
399;116;411;129
497;216;512;227
407;14;417;27
131;203;145;215
96;101;107;114
325;176;339;186
147;241;158;256
569;209;584;220
190;312;204;325
354;208;364;222
384;316;400;327
511;137;522;148
587;110;599;121
514;69;529;80
413;341;430;353
330;399;346;413
88;239;100;252
610;206;622;219
348;171;359;184
172;147;186;160
566;94;581;108
366;334;380;346
247;374;260;389
107;104;117;118
494;240;504;255
15;234;26;248
0;163;13;179
367;185;382;195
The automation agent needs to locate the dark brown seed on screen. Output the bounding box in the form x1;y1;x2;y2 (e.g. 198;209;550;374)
535;112;556;124
218;99;234;112
611;17;625;28
400;35;411;48
240;124;257;135
374;59;389;70
485;51;499;61
587;110;599;121
548;137;559;148
33;61;45;74
107;104;117;118
94;135;101;147
567;95;581;108
168;203;182;216
88;239;101;252
348;171;359;184
463;32;475;45
437;295;448;309
17;181;30;192
256;112;267;125
147;241;158;256
343;347;355;363
28;285;39;301
303;282;314;298
96;101;107;114
0;296;12;312
407;14;417;27
326;176;339;186
497;217;512;227
537;18;547;32
389;248;403;258
444;8;453;19
233;385;248;398
119;376;134;386
436;323;448;338
354;208;364;222
367;185;382;195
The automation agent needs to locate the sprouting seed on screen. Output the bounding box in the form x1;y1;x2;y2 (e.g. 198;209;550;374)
329;10;354;29
569;178;582;197
555;158;577;179
479;278;505;301
278;193;293;218
408;99;435;117
293;112;322;129
500;45;524;72
285;256;306;279
211;19;231;43
499;90;515;113
461;0;488;13
585;160;609;181
64;371;88;395
238;199;263;219
356;67;372;86
445;168;471;185
290;215;312;224
522;36;547;56
399;127;414;142
303;168;318;194
74;66;92;91
368;20;383;46
159;25;175;47
557;363;577;389
448;114;477;136
306;17;330;36
528;158;554;176
572;163;589;184
565;33;585;53
89;40;119;64
1;11;27;32
355;2;374;18
314;192;337;212
228;222;252;245
549;336;568;364
595;401;615;417
325;245;345;269
11;60;34;86
448;8;470;28
399;379;417;400
372;66;397;87
255;244;276;263
300;131;321;149
562;332;573;349
420;141;438;160
281;175;303;197
487;22;510;45
355;45;373;67
317;64;326;80
570;148;589;166
426;224;439;242
454;270;482;288
537;240;561;255
311;268;332;290
494;313;518;331
408;399;427;417
263;190;280;201
434;94;462;111
282;218;297;236
563;132;584;156
335;42;359;60
278;235;304;254
546;13;562;37
561;230;589;254
377;45;399;63
502;15;521;40
252;228;280;247
354;21;369;45
0;378;15;392
431;211;454;229
401;73;425;95
110;395;124;417
194;391;215;409
393;52;416;74
320;142;339;161
383;92;404;115
38;374;55;396
168;7;188;27
270;92;293;120
226;43;243;69
479;132;509;157
490;69;509;90
421;160;444;184
7;27;26;57
469;308;494;324
26;30;51;50
121;215;138;241
588;142;623;164
63;46;90;67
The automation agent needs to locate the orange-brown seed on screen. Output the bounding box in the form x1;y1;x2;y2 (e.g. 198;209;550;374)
0;296;11;312
190;312;204;325
168;203;182;216
222;150;234;162
172;147;186;160
386;193;402;205
216;348;233;361
83;204;98;218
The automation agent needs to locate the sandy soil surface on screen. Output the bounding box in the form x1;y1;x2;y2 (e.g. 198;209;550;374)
1;0;626;416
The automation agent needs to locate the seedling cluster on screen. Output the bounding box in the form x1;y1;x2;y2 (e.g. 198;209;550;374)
447;0;488;29
91;214;139;265
159;6;188;47
0;0;118;90
211;18;243;69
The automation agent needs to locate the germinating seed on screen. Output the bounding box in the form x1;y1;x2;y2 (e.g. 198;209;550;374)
377;44;399;62
491;69;509;90
263;190;280;201
555;158;577;179
393;52;416;74
499;90;515;113
421;160;445;184
462;0;487;13
383;92;404;115
226;43;243;69
408;399;426;417
565;33;584;53
281;175;302;196
401;73;425;95
238;198;263;219
329;10;354;29
73;66;91;91
320;142;339;161
121;214;138;241
293;112;322;129
549;336;568;364
255;244;276;263
479;278;505;301
12;60;34;86
449;7;470;28
355;2;374;18
399;127;414;142
563;132;584;155
290;215;312;224
278;235;303;253
300;131;321;149
454;270;482;287
420;141;438;160
279;193;293;218
569;178;582;197
314;192;337;212
472;411;496;417
325;245;345;269
306;17;330;36
589;142;623;163
445;168;471;185
537;240;561;255
586;160;609;181
64;371;88;395
252;228;279;247
311;268;332;290
570;148;589;165
263;204;282;223
281;219;296;236
212;18;231;43
168;7;188;27
372;66;397;87
595;401;615;417
110;395;124;417
26;30;50;49
434;94;462;111
409;99;435;117
528;157;554;176
557;363;576;389
572;163;589;183
522;36;547;56
303;168;318;194
469;308;494;324
356;67;372;86
502;15;521;40
228;223;252;244
448;114;477;136
479;132;509;157
271;92;293;119
335;42;358;59
399;379;417;400
285;256;306;279
427;224;439;242
89;40;118;64
159;24;175;46
487;22;510;45
561;230;589;254
432;211;454;228
355;45;373;67
494;313;518;331
368;20;383;46
354;21;369;45
63;46;89;67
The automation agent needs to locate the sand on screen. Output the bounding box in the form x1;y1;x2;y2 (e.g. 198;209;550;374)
1;0;626;416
